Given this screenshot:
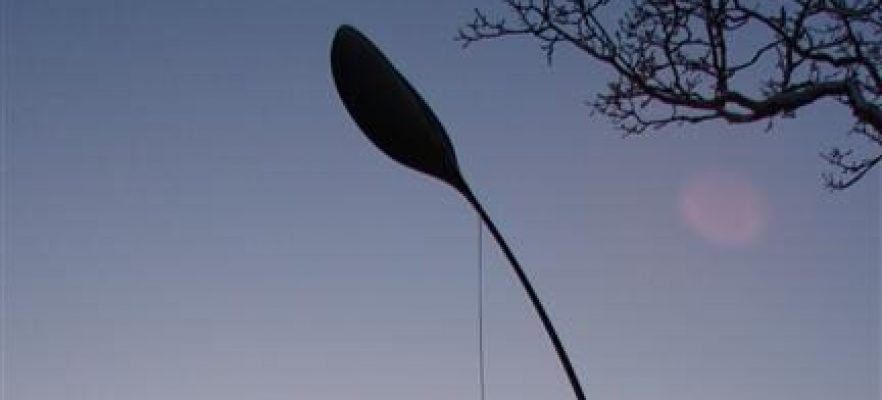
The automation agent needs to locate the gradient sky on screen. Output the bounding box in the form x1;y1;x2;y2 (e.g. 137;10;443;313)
4;1;879;399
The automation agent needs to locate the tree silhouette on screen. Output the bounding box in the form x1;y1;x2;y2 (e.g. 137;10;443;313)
458;0;882;189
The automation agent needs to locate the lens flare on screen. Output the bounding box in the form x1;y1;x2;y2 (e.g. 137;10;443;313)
679;169;768;248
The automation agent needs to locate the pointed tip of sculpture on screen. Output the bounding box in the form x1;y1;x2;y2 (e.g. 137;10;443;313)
332;25;363;50
335;24;359;38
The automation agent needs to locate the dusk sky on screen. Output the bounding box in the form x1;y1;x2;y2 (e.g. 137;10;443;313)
4;1;879;400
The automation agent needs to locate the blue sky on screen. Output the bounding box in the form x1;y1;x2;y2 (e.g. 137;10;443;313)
4;1;879;399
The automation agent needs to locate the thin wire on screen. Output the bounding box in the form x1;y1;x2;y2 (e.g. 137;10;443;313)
0;0;9;397
477;216;486;400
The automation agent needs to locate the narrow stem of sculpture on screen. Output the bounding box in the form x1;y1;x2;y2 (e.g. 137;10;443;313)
458;182;587;400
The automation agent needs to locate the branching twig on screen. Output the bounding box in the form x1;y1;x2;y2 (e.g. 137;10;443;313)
458;0;882;189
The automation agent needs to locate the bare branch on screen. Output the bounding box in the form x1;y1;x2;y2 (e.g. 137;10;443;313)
458;0;882;189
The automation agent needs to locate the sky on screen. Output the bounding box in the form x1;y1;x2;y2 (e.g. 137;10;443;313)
3;1;879;400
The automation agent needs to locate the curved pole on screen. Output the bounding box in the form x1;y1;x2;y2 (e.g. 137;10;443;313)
330;24;585;399
456;180;587;400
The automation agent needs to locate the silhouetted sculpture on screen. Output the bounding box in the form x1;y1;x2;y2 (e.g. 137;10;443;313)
331;25;587;400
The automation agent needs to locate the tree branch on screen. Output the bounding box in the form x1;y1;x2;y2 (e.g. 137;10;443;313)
458;0;882;189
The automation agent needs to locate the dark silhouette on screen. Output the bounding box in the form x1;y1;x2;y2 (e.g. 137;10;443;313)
331;25;587;400
458;0;882;189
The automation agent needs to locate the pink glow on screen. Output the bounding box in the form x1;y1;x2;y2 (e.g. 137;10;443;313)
679;169;768;247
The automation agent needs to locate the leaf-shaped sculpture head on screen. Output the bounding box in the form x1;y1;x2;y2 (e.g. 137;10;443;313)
331;25;464;190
